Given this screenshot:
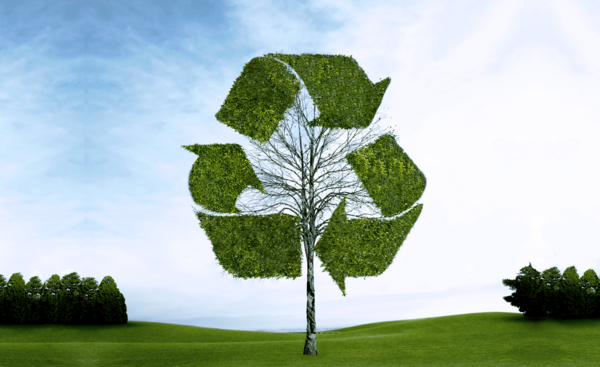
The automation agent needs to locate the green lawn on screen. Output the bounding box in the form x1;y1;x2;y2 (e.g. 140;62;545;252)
0;311;599;366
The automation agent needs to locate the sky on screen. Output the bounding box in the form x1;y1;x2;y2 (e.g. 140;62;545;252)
1;0;600;333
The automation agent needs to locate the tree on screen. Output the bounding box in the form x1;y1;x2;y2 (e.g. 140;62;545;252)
0;274;7;324
502;263;546;317
117;291;128;324
540;266;562;318
55;272;82;324
595;279;600;319
78;277;100;324
22;275;44;324
95;276;127;324
556;266;584;319
579;269;598;318
183;52;426;355
117;288;128;324
41;274;62;324
4;273;27;324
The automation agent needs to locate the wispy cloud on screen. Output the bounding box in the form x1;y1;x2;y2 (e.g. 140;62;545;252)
1;0;599;332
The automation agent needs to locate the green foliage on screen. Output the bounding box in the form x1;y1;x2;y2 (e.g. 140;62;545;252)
314;197;423;296
503;264;600;320
540;267;562;317
196;211;303;280
118;292;128;324
502;263;546;317
0;273;126;325
579;269;598;318
78;277;100;325
214;55;302;143
22;275;44;324
56;272;82;324
213;52;392;141
0;274;7;324
263;53;391;130
4;273;27;324
95;276;127;324
557;266;584;319
182;143;265;214
345;133;426;218
41;274;62;324
184;52;426;297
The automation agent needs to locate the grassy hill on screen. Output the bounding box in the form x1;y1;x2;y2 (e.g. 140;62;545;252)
0;312;599;366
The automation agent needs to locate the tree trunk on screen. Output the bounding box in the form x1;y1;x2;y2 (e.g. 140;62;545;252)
303;248;317;355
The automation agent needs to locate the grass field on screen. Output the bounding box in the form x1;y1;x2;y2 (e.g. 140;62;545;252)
0;311;599;366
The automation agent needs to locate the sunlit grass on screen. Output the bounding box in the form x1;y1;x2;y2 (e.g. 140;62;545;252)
1;312;599;366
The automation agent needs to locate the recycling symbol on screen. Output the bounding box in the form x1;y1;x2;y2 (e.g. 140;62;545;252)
182;52;426;296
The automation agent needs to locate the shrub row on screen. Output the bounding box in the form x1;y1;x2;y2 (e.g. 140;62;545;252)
503;263;600;319
0;272;127;325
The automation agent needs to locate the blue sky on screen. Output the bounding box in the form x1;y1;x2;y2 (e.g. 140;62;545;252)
1;0;600;333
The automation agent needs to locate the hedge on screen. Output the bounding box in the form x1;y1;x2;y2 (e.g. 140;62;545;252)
0;272;127;325
503;263;600;319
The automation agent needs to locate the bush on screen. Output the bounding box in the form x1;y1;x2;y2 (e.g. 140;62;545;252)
0;272;127;325
556;266;585;319
579;269;599;318
78;277;100;325
0;275;7;324
4;273;27;324
504;264;600;320
41;274;62;324
502;262;546;317
22;275;44;324
56;272;82;324
117;290;128;324
540;267;562;318
95;276;127;324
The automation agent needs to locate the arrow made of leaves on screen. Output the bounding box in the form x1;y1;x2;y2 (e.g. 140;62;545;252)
182;53;426;294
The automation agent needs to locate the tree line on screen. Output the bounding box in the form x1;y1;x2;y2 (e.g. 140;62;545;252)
0;272;127;325
503;263;600;319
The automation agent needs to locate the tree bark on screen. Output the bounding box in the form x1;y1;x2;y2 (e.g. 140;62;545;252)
303;248;317;355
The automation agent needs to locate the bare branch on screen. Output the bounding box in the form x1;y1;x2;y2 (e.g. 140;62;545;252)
193;82;398;246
